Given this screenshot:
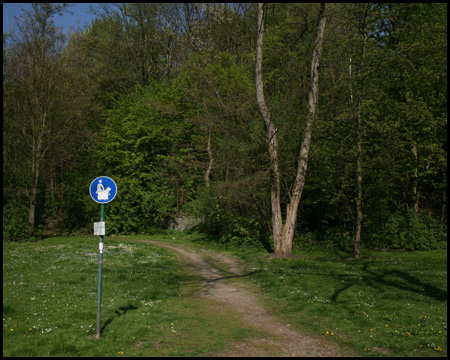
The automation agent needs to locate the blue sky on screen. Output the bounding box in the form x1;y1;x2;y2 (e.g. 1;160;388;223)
3;3;100;34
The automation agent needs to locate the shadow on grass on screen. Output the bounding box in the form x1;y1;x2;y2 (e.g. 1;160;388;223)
329;263;446;304
101;305;138;333
363;264;446;302
177;256;262;291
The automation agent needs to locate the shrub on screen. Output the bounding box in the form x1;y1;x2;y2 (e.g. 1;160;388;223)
3;201;31;242
383;209;446;250
219;216;264;248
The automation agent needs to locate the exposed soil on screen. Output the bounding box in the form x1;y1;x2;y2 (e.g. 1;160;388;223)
132;240;353;357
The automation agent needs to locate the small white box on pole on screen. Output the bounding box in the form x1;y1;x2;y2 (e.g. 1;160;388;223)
94;222;106;236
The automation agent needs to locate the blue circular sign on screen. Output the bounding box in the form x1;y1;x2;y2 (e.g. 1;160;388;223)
89;176;117;204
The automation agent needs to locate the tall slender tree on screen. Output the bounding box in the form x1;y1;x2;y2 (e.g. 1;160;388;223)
256;3;326;257
351;3;371;259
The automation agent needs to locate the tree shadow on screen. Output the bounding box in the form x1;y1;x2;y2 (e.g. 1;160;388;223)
175;252;263;294
361;263;446;302
180;257;262;289
329;262;446;304
101;305;138;333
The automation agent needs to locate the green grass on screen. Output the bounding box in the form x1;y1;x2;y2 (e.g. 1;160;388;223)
3;233;447;357
133;231;447;357
107;232;448;357
3;236;264;357
230;248;447;357
107;232;447;357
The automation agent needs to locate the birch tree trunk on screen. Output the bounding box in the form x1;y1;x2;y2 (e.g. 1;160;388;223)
281;3;327;257
256;3;326;257
255;3;283;253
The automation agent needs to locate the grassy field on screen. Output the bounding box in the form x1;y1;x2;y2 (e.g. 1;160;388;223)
2;236;264;357
153;231;447;357
3;232;447;357
242;249;447;357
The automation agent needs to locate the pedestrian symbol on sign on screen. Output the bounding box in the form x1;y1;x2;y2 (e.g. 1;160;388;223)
89;177;117;204
96;180;111;200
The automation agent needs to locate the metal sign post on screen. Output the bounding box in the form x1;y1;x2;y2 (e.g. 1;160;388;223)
96;204;105;339
89;176;117;339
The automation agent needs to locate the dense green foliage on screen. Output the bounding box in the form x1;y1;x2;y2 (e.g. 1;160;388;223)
3;3;447;252
94;81;203;233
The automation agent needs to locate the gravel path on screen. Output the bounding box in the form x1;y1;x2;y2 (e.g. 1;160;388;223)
132;240;353;357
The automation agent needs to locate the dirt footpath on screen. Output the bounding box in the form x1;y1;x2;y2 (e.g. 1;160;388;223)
133;240;353;357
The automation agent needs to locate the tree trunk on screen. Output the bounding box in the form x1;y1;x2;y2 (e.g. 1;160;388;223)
256;3;283;253
282;3;327;257
256;3;326;257
411;144;420;214
353;4;369;259
28;111;46;233
205;124;213;187
353;108;363;259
